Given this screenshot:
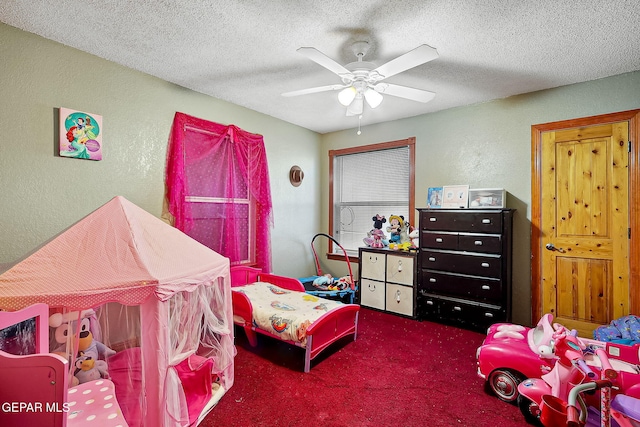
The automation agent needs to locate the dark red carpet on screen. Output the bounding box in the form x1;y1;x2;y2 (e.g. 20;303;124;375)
202;308;527;427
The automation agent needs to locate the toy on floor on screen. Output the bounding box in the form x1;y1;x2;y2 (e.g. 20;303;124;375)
312;274;353;291
477;313;640;407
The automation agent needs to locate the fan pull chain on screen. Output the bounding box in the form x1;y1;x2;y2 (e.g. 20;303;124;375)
357;115;362;135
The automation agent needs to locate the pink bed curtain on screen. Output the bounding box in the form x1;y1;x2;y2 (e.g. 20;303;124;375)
164;112;273;272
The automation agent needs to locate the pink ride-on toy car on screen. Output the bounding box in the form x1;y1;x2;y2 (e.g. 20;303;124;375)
476;314;557;402
477;313;640;407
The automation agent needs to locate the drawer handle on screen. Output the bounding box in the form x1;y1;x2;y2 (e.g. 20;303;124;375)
474;240;483;246
396;290;401;303
429;278;436;283
482;219;491;224
435;238;443;243
426;300;434;306
428;257;436;262
484;313;494;318
481;262;490;268
481;285;491;290
429;217;437;222
453;306;462;312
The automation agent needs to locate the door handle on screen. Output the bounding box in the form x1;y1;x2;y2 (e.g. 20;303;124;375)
545;243;565;253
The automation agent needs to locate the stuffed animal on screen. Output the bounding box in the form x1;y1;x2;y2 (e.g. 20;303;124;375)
388;216;413;250
74;353;110;383
364;214;388;247
408;228;419;249
386;215;404;243
372;214;386;230
49;308;115;385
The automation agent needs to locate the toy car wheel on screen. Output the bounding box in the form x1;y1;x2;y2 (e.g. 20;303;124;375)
487;369;523;402
517;395;542;426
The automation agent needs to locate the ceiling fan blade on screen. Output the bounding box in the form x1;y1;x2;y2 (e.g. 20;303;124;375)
297;47;353;77
346;97;363;116
282;84;348;97
373;83;435;103
372;44;438;79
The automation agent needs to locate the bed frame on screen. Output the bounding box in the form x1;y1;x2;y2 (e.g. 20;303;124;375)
230;266;360;372
0;304;128;427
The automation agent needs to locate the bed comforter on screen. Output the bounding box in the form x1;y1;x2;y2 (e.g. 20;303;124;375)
233;282;345;345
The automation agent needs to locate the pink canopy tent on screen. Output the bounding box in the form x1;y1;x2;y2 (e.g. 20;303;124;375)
0;196;234;426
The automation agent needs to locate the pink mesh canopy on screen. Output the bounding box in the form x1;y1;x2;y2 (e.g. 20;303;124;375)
165;112;273;272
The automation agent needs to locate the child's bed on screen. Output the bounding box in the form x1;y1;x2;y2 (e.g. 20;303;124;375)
0;303;129;427
230;266;360;372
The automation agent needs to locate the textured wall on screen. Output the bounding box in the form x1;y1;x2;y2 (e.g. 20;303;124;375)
321;71;640;326
0;23;321;278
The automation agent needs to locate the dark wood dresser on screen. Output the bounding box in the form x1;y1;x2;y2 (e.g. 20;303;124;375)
416;208;514;331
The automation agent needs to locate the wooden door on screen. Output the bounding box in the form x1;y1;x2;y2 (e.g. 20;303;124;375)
532;110;640;337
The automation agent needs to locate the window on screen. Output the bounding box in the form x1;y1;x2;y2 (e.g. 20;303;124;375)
329;138;415;258
164;112;273;272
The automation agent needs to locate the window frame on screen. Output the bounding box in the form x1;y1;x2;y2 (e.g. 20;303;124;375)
328;137;416;262
184;195;257;266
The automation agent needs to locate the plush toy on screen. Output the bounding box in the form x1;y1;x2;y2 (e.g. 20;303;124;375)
408;228;419;249
372;214;386;230
388;216;413;250
386;215;404;244
74;353;110;383
313;274;333;290
363;214;388;247
49;308;116;385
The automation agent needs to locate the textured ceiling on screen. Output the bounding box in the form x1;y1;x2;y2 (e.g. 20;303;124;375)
2;1;640;134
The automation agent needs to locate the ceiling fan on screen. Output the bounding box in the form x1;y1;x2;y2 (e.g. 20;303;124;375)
282;41;438;116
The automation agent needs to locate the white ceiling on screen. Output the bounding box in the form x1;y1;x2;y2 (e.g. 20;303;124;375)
2;1;640;134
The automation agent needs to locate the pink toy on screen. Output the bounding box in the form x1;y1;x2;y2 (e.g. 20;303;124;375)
0;303;129;427
477;314;640;406
517;327;599;424
477;315;557;402
0;196;235;427
535;343;640;427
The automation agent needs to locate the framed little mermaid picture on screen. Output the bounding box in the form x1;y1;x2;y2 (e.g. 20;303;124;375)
59;107;103;161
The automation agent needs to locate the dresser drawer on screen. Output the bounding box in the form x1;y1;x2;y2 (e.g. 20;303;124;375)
457;233;502;254
420;210;503;233
386;254;415;286
420;250;502;278
420;211;457;231
436;298;504;326
420;231;457;250
360;279;385;310
420;270;502;302
418;293;505;329
385;283;414;317
360;251;386;280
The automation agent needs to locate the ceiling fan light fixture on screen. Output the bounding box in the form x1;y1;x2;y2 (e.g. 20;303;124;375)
338;86;357;106
364;88;383;108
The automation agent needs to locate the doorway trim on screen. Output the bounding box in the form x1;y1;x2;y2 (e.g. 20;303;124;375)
531;109;640;325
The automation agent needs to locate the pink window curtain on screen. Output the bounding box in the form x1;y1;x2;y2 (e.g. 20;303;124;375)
164;112;273;272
